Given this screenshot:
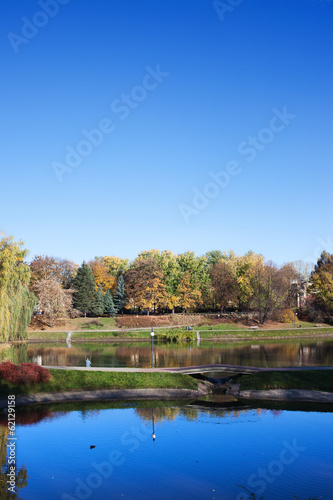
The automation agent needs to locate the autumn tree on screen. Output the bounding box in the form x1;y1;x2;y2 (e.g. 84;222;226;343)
29;255;78;289
248;261;295;324
100;256;130;276
309;251;333;318
177;272;202;312
89;259;117;293
222;251;265;310
137;249;180;311
205;250;226;268
73;262;96;316
32;277;76;327
0;235;37;341
125;258;167;314
176;252;209;311
289;260;313;281
210;260;239;312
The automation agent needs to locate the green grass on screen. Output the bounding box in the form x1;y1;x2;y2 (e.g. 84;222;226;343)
199;327;333;339
198;323;248;331
235;370;333;392
79;317;117;329
25;325;333;342
0;369;198;396
26;330;151;340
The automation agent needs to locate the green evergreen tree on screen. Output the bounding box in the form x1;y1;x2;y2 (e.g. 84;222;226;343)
73;262;96;317
93;285;105;317
104;289;116;317
113;274;126;313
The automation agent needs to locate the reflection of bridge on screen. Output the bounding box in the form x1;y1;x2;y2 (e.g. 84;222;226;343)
43;364;333;375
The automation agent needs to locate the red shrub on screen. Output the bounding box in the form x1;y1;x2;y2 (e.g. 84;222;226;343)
0;362;51;385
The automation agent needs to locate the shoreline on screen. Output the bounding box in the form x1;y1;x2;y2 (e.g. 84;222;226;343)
7;331;333;344
0;385;211;409
1;386;333;408
238;388;333;403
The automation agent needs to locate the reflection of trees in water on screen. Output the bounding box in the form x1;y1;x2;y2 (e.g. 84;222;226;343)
0;407;100;428
26;345;123;367
5;340;333;368
0;344;29;365
0;426;28;499
114;342;333;368
79;409;100;421
134;406;283;424
0;408;54;428
135;407;181;423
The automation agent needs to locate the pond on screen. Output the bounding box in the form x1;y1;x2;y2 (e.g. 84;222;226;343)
1;400;332;499
3;339;333;368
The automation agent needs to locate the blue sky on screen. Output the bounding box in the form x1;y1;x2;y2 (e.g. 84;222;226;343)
1;0;332;266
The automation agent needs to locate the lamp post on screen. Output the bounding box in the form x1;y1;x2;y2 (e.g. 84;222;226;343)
151;327;155;368
136;314;139;330
151;408;156;441
218;313;220;329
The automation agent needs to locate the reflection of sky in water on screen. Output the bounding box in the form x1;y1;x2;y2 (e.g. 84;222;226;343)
20;339;333;368
5;404;333;500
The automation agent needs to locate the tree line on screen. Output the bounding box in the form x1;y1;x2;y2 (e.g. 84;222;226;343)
1;235;332;340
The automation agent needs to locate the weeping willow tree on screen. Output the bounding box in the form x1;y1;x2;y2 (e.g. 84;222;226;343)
0;235;37;341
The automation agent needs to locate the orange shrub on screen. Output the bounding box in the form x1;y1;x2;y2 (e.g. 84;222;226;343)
274;309;297;323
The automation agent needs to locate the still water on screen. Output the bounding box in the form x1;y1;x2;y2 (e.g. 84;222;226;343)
5;339;333;368
1;401;332;500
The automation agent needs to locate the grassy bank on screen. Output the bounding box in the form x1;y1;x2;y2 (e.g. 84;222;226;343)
25;326;333;342
26;330;151;341
235;370;333;392
200;327;333;339
0;369;198;396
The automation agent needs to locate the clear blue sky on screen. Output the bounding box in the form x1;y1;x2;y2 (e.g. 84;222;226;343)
1;0;332;266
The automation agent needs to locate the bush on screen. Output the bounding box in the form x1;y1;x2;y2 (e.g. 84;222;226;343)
0;362;51;386
273;309;297;323
83;320;104;329
155;328;196;343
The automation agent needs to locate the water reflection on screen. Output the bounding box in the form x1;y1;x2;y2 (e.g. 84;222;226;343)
0;403;283;429
4;339;332;368
1;401;330;500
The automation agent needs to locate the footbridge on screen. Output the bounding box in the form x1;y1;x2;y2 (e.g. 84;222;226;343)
42;364;333;375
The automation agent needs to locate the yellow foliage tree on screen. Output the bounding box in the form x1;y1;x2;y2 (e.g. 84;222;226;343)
89;260;117;293
177;272;202;312
101;256;129;276
125;258;167;314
